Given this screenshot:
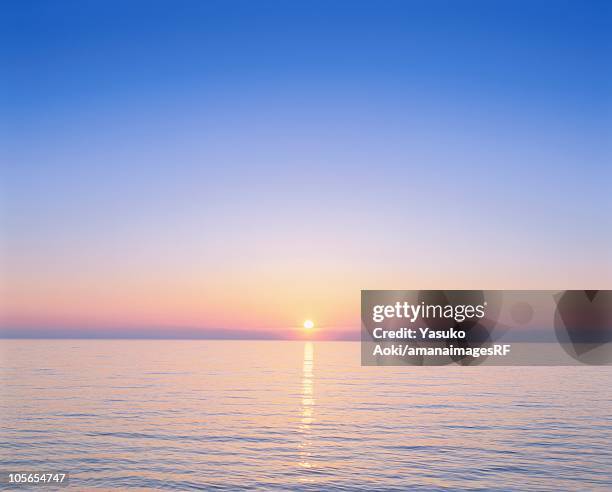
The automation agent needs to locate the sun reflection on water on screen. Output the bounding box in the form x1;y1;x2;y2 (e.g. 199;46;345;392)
298;342;315;474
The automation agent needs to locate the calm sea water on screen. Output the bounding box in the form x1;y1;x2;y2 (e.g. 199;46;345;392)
1;340;611;491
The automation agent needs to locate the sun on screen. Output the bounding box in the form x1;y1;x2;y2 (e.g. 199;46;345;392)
303;320;314;330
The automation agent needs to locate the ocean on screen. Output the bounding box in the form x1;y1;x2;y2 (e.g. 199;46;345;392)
1;340;611;490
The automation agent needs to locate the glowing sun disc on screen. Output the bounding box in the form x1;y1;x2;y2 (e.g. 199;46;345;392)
303;320;314;330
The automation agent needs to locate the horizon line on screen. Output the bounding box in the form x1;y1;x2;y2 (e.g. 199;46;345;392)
0;326;361;341
0;336;360;341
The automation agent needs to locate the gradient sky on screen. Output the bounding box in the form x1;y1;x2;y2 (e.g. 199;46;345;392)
1;0;611;338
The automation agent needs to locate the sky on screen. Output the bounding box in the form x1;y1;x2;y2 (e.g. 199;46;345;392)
1;0;611;339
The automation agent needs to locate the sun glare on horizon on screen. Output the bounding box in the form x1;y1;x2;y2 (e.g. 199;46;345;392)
303;320;314;330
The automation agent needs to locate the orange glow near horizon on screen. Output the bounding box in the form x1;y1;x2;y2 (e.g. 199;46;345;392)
0;259;363;338
3;239;607;339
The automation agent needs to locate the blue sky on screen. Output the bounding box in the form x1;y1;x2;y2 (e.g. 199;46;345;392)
1;0;610;337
